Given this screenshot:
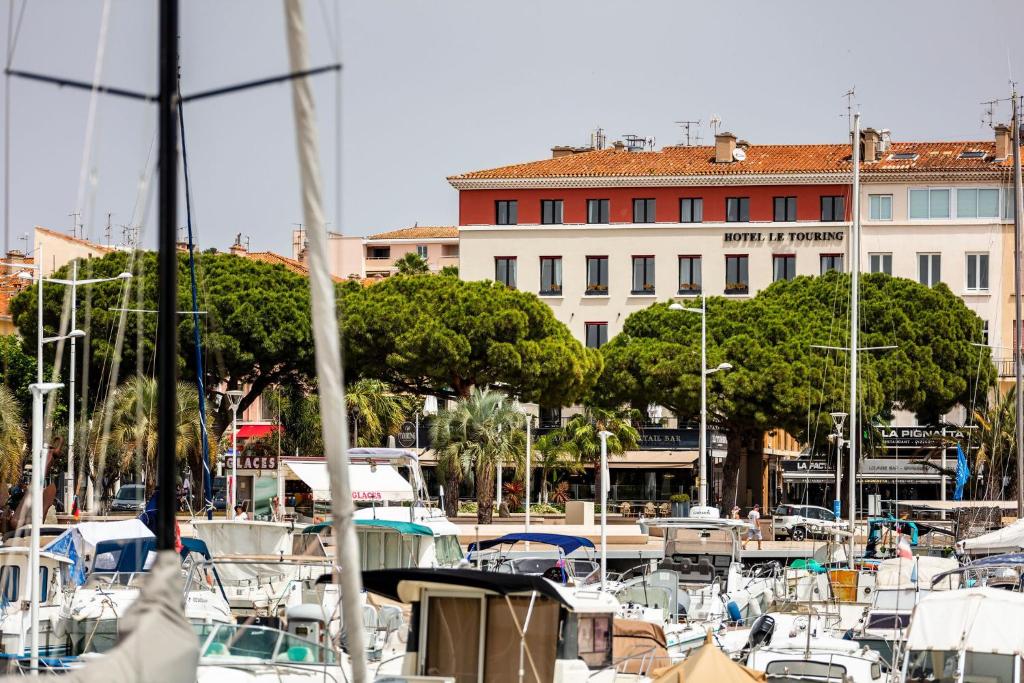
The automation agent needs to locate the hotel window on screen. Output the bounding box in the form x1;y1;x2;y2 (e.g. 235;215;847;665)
918;253;941;286
586;256;609;294
820;254;843;274
869;253;892;275
957;188;1000;218
966;253;990;292
725;255;749;294
678;256;702;294
631;256;656;294
909;189;950;219
680;198;703;223
587;199;610;224
495;257;517;288
585;322;608;349
773;254;796;282
539;256;563;295
496;200;518;225
773;197;797;222
541;199;563;225
416;245;429;259
982;320;989;346
726;197;750;222
869;194;892;221
820;195;846;222
633;198;656;223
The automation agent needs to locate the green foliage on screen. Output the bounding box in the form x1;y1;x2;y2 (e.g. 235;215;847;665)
532;431;583;505
502;480;525;512
595;272;993;507
339;275;602;404
11;251;315;428
457;500;477;515
529;502;561;515
346;378;415;447
430;387;525;523
669;493;691;503
550;480;571;505
439;265;459;277
973;389;1017;500
0;335;35;418
394;252;430;275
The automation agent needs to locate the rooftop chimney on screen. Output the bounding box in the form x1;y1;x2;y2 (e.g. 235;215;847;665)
995;124;1012;160
862;127;880;163
551;146;574;159
715;132;737;163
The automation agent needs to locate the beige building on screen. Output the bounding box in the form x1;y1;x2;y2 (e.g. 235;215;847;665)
291;225;459;279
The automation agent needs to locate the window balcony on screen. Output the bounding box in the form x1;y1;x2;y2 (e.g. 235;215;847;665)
724;283;749;295
631;284;657;296
539;284;563;296
586;284;609;296
677;284;702;295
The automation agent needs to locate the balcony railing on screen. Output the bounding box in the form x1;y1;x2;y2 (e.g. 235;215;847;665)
996;358;1018;377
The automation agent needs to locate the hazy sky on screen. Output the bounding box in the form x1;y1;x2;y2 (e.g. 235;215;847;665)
3;0;1024;256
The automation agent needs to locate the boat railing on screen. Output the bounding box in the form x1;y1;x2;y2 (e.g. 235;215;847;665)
197;660;345;682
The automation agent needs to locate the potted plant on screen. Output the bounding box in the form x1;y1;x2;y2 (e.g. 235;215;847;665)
669;493;691;517
725;281;748;294
587;283;608;295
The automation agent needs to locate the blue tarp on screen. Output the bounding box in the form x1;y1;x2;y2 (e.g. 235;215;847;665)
970;553;1024;566
466;532;595;557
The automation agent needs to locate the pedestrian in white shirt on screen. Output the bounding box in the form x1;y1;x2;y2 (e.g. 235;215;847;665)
742;504;763;550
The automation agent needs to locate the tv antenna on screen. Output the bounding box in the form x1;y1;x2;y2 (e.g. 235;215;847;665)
980;98;999;129
842;87;857;133
104;212;113;247
68;211;82;239
674;119;702;146
709;114;722;136
18;233;29;255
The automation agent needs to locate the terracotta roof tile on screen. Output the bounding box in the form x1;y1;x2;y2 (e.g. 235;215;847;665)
35;226;116;252
243;251;344;283
449;141;1020;181
366;226;458;240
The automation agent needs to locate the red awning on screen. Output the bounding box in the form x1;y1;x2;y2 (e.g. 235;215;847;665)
236;424;280;440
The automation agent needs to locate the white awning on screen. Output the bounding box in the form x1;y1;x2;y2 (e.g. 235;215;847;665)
283;460;414;502
957;518;1024;555
905;588;1024;654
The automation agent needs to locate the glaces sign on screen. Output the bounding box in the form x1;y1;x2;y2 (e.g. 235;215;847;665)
352;491;383;501
227;455;277;470
723;231;844;244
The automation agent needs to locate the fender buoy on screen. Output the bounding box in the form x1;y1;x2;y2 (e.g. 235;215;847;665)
727;600;742;623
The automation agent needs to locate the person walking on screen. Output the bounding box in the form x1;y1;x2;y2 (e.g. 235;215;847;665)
742;503;763;550
730;505;741;520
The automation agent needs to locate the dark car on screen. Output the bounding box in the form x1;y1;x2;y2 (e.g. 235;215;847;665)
110;484;146;513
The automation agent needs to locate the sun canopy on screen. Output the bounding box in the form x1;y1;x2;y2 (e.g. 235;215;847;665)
876;556;960;590
44;519;155;585
653;631;765;682
970;552;1024;566
358;567;575;607
905;588;1024;655
467;532;595;556
282;460;414;502
957;519;1024;555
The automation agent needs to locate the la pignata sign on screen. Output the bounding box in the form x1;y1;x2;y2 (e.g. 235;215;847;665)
723;231;845;244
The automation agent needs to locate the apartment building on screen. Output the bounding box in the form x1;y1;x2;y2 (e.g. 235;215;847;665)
291;225;459;279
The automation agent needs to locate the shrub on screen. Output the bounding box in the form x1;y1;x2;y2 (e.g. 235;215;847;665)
458;501;478;514
669;493;691;503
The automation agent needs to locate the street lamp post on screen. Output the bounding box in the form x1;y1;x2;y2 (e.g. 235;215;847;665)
226;389;244;519
598;429;612;592
829;412;848;518
28;381;62;674
669;297;732;511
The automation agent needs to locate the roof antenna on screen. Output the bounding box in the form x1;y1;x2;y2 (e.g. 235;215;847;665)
68;211;81;239
981;99;998;129
675;120;701;147
842;87;857;135
709;115;722;136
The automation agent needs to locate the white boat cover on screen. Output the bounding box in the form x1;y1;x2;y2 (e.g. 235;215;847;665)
957;519;1024;555
284;460;414;502
905;587;1024;655
875;556;960;590
44;519;155;584
191;520;294;556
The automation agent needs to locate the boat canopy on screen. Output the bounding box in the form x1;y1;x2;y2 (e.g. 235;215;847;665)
44;519;155;585
957;518;1024;555
875;555;960;590
282;460;414;502
970;552;1024;566
191;519;295;556
302;519;433;537
905;587;1024;655
361;567;574;607
466;532;595;557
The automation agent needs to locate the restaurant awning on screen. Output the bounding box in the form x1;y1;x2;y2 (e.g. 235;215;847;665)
282;460;414;502
610;451;698;469
236;424;280;440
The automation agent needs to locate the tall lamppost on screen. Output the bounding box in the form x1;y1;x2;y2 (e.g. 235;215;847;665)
513;402;534;532
226;389;244;519
38;264;132;512
829;412;848;519
415;395;438;450
669;297;732;511
598;429;612;591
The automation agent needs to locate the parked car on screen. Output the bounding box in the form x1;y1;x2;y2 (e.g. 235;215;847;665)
110;484;147;513
773;503;845;541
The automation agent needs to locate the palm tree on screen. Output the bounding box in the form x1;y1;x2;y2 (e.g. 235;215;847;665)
394;252;430;275
0;385;25;486
562;406;640;502
346;378;411;447
533;432;582;505
92;376;210;494
973;389;1017;500
430;387;524;523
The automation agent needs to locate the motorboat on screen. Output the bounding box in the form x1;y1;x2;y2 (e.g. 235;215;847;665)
195;621;347;683
360;567;631;682
467;532;600;586
0;547;72;660
901;587;1024;683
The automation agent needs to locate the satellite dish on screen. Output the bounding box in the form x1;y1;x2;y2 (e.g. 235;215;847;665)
733;147;746;162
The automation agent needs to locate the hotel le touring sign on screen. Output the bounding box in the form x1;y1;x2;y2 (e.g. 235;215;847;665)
723;230;844;244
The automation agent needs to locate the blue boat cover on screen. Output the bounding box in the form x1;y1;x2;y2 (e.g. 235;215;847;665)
466;532;595;556
970;552;1024;566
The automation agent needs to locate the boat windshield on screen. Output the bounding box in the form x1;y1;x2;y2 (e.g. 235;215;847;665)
906;650;1015;683
764;659;848;682
195;623;336;664
872;588;917;611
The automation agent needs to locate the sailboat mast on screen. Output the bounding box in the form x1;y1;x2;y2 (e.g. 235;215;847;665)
156;0;178;549
1013;92;1023;519
848;113;861;568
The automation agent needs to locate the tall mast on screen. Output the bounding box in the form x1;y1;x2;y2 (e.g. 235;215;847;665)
1013;91;1023;519
156;0;178;549
283;1;368;680
848;113;861;568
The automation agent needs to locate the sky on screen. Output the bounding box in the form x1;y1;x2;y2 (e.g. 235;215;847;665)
3;0;1024;256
